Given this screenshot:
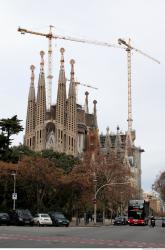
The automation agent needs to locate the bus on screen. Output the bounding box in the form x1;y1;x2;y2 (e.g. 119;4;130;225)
128;200;149;225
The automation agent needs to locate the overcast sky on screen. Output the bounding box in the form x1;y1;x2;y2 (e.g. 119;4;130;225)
0;0;164;192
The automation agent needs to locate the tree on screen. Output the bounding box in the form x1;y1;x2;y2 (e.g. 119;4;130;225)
0;161;17;210
0;115;23;149
17;156;64;212
0;115;24;162
41;149;79;173
153;171;165;202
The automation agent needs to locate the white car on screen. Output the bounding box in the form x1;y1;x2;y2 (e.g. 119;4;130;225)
33;213;52;226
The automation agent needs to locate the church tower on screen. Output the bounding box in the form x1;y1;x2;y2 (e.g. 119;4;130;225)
105;126;112;155
65;59;77;156
35;51;46;151
114;125;122;154
55;48;67;153
24;65;36;150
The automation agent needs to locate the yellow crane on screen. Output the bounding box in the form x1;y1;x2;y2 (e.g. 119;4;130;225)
18;26;119;110
118;38;160;154
118;38;160;133
18;26;160;141
66;78;98;90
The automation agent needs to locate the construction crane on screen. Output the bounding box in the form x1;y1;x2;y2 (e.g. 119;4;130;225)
18;26;160;137
66;78;98;105
18;26;120;110
118;38;160;133
66;78;98;90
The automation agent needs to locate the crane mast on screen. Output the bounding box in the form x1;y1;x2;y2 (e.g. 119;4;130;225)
118;38;160;139
47;25;54;110
126;39;133;132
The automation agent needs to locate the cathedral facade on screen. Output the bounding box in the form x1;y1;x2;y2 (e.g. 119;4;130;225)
24;48;98;156
100;126;144;199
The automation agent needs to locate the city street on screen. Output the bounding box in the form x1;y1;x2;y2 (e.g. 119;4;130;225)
0;221;165;248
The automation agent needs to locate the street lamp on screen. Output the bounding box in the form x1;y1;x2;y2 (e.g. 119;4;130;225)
11;171;16;210
93;179;130;225
93;172;97;225
10;151;23;210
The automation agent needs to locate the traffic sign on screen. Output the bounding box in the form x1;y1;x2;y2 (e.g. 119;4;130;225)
12;193;17;200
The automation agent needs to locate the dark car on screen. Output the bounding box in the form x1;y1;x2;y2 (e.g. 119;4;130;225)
162;217;165;227
0;212;10;225
9;209;34;226
49;212;69;227
113;216;128;225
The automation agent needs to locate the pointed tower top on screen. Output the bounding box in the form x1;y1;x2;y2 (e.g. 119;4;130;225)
93;100;98;128
60;48;65;68
68;59;76;97
105;126;112;154
93;100;97;114
30;65;35;83
40;50;45;73
30;65;35;70
106;126;110;133
28;65;35;100
70;59;75;82
84;91;89;113
115;125;122;153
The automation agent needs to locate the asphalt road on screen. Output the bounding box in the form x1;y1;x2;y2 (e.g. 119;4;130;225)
0;221;165;248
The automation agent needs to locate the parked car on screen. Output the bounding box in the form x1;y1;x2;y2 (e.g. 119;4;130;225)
162;217;165;227
0;212;10;225
49;212;69;227
113;216;128;225
9;209;34;226
33;213;52;226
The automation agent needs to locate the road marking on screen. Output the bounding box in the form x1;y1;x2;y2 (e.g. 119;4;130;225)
0;233;165;247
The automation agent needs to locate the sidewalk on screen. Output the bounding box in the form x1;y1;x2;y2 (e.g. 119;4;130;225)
70;218;113;227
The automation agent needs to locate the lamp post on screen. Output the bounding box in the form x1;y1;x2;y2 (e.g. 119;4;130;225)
11;151;23;210
11;171;16;210
93;172;97;225
93;179;130;225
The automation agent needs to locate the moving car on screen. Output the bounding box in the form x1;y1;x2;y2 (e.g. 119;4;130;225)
162;217;165;227
33;213;52;226
113;216;128;225
0;212;10;225
49;212;69;227
9;209;34;226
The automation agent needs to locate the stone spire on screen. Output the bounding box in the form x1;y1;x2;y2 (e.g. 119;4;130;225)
24;65;36;150
115;125;122;154
84;91;89;113
35;51;46;151
105;126;112;154
123;131;133;167
56;48;67;152
93;100;98;128
66;59;77;156
68;59;76;98
28;65;35;100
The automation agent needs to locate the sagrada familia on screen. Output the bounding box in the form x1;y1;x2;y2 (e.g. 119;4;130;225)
24;48;143;198
24;48;98;156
